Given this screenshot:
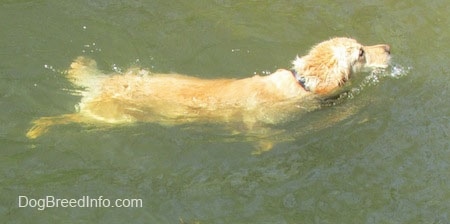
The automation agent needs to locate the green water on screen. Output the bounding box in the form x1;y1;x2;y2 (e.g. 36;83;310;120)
1;0;449;223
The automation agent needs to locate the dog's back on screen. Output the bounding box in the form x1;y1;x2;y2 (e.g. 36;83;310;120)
74;61;310;125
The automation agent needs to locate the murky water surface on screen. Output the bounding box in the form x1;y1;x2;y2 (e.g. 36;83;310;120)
1;1;449;223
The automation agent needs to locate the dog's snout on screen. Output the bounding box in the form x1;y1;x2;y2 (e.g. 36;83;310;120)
383;44;391;54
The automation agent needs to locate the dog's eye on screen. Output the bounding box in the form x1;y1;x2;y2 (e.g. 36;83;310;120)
359;48;365;58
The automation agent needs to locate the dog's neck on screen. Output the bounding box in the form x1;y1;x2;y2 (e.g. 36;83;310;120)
290;69;309;91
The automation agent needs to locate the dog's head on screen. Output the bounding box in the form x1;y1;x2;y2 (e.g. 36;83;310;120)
292;37;391;94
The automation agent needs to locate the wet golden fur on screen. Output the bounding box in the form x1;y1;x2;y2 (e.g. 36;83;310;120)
26;37;390;139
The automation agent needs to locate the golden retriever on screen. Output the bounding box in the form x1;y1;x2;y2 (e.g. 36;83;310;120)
26;37;390;140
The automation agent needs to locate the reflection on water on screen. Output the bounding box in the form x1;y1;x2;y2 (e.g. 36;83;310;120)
1;0;450;223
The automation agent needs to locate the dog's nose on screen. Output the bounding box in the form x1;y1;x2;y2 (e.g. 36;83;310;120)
384;45;391;54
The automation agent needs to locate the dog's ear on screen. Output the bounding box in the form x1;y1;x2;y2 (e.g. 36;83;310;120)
292;57;316;91
292;46;351;95
291;56;328;93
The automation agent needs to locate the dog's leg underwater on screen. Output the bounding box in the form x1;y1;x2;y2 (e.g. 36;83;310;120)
26;57;103;139
26;113;86;139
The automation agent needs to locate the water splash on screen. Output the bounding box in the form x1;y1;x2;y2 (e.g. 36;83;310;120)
43;64;65;74
81;42;102;53
324;64;412;105
363;64;412;85
389;64;413;79
111;63;122;73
